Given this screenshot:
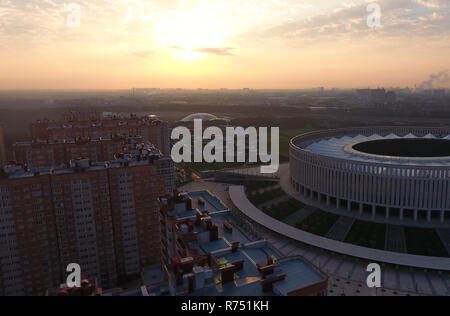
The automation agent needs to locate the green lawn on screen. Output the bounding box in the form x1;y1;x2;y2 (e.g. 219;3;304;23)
277;128;317;162
185;127;316;172
248;188;285;206
189;161;249;172
262;199;305;221
345;220;386;250
404;227;449;258
244;181;279;192
295;210;339;236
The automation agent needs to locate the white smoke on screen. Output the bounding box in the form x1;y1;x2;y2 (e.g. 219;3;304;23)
418;70;450;90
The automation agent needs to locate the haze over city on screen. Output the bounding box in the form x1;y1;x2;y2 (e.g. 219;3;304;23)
1;0;450;300
0;0;449;90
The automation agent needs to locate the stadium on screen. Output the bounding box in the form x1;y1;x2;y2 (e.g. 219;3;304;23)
228;126;450;282
290;127;450;225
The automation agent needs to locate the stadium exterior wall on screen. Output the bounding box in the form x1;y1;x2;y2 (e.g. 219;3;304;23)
229;186;450;271
290;127;450;224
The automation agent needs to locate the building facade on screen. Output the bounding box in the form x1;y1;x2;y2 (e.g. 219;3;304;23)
0;147;174;296
290;127;450;225
0;125;6;168
30;112;170;155
13;135;144;169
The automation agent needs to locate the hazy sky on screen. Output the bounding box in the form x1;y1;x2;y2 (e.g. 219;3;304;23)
0;0;449;89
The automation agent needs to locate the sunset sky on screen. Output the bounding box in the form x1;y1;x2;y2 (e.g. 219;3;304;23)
0;0;449;90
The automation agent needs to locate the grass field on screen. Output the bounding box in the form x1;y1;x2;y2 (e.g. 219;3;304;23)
262;199;305;221
404;227;449;258
278;128;317;162
345;220;386;250
248;187;285;206
186;127;316;171
189;161;249;172
295;210;339;236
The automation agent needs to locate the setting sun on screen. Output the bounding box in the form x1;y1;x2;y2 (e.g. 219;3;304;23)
152;7;230;61
0;0;448;89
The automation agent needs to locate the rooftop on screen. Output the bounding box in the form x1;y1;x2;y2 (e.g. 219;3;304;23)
2;142;169;180
13;135;144;147
33;113;166;130
181;113;219;122
105;189;327;296
162;190;327;296
162;190;228;220
303;133;450;167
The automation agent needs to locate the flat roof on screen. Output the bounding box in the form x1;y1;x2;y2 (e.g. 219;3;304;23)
178;210;326;296
3;144;169;180
167;190;229;221
303;133;450;167
272;258;325;296
188;190;228;213
5;158;166;179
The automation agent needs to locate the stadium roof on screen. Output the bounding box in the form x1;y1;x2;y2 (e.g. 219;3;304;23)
303;133;450;167
181;113;219;122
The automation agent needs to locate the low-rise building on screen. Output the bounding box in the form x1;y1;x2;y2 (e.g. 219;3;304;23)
157;191;328;296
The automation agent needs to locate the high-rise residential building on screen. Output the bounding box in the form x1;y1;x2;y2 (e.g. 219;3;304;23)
0;125;6;168
13;135;144;169
0;144;174;296
29;112;171;155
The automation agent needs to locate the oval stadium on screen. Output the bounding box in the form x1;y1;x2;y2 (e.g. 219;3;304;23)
228;126;450;295
212;127;450;295
290;127;450;225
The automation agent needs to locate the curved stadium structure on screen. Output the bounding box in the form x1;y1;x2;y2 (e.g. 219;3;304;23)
229;127;450;289
290;127;450;225
181;113;219;122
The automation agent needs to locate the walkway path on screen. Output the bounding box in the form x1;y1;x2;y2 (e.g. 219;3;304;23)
326;216;355;241
282;207;315;227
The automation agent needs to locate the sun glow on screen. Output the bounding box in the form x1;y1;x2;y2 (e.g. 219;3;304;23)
153;8;229;61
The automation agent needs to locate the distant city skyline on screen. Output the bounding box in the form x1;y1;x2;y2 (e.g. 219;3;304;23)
0;0;449;90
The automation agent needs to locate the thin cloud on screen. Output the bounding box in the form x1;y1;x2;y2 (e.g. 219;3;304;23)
168;45;186;51
194;47;235;56
128;50;154;58
414;0;446;9
244;0;450;43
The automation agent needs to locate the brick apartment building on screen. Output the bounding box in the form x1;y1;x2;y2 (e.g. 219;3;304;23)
0;125;6;168
13;135;144;169
29;112;171;155
0;145;174;296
